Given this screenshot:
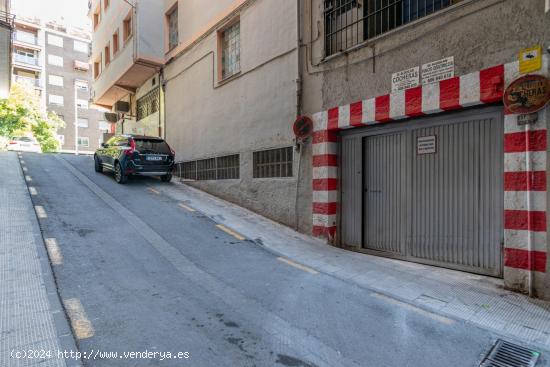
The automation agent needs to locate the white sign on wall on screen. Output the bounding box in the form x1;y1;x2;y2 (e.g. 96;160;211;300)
422;57;454;85
417;135;437;155
391;66;420;92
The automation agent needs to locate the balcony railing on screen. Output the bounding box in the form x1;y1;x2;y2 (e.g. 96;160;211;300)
13;75;42;88
0;10;15;28
13;53;41;67
14;31;39;46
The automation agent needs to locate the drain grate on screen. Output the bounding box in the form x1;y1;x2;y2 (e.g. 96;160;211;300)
480;340;541;367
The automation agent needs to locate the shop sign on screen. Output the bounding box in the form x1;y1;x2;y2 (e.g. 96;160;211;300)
503;75;550;114
517;113;539;126
421;57;454;85
417;135;437;155
519;45;542;74
391;66;420;92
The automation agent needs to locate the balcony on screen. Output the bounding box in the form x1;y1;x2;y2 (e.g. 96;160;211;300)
14;31;39;46
0;10;15;29
13;75;42;88
13;53;41;68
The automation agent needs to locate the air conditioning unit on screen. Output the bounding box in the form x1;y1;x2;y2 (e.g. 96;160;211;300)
114;101;130;113
104;112;118;123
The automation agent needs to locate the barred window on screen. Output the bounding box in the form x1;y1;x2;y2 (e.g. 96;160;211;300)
176;154;240;180
221;22;240;79
136;88;160;121
253;147;293;178
167;5;179;51
324;0;458;57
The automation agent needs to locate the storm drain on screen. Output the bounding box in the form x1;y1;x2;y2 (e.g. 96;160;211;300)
480;340;541;367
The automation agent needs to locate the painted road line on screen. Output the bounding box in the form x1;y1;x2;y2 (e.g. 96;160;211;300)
25;175;32;182
148;187;161;195
22;166;28;172
29;187;38;195
277;257;319;274
35;205;47;219
63;299;94;340
20;160;25;164
373;293;455;325
178;203;196;212
44;238;63;266
216;224;246;241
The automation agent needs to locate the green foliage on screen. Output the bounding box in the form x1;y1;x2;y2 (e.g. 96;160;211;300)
0;83;65;152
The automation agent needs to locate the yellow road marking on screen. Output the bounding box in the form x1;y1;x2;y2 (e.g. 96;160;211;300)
178;203;196;212
35;205;47;219
277;257;319;274
63;299;94;340
25;175;32;182
45;238;63;265
20;160;25;164
148;187;161;195
29;187;38;195
216;224;246;241
373;293;455;325
22;167;28;172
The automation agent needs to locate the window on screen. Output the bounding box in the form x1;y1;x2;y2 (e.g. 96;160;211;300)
123;11;133;42
93;58;101;79
112;30;119;55
47;54;63;67
76;99;89;109
74;40;88;53
220;22;240;79
167;5;178;51
176;155;240;180
78;137;89;147
324;0;459;56
75;80;89;91
74;60;90;71
48;94;64;106
253;147;293;178
77;118;89;128
93;4;101;29
136;88;160;121
104;42;111;66
104;0;109;11
47;34;64;47
48;75;64;87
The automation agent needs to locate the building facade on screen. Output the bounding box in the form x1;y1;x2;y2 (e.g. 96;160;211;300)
302;0;550;298
11;17;108;152
0;0;13;100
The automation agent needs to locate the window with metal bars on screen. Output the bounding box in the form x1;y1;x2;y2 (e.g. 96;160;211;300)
180;154;240;181
216;154;240;180
196;158;217;180
253;147;293;178
136;87;160;121
324;0;459;57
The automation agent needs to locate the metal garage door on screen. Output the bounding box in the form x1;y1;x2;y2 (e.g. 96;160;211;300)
342;109;503;276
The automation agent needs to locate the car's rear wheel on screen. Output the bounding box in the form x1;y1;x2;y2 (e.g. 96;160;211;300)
114;162;127;184
94;155;103;173
161;174;172;183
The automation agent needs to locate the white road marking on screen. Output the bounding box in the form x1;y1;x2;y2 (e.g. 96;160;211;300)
277;257;319;274
25;175;32;182
63;299;94;340
44;238;63;265
29;187;38;195
22;167;28;172
35;205;47;219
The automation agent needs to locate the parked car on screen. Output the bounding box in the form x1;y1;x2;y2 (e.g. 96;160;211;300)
94;135;175;184
7;137;42;153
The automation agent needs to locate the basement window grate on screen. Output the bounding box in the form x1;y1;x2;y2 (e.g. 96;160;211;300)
479;340;540;367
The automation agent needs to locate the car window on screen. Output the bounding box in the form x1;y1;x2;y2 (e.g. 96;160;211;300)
134;139;171;154
115;137;130;147
16;137;33;142
105;137;118;146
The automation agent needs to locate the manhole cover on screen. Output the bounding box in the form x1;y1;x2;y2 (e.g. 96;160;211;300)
480;340;541;367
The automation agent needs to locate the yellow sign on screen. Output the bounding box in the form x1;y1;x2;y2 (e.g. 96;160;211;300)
519;45;542;74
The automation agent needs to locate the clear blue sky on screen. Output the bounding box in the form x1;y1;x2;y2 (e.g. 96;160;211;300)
12;0;91;29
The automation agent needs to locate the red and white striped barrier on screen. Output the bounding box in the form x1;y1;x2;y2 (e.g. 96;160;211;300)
311;56;549;293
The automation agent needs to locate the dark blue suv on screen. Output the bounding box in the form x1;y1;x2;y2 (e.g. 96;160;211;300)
94;135;175;184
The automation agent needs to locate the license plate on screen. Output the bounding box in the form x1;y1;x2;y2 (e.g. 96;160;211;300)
146;156;163;161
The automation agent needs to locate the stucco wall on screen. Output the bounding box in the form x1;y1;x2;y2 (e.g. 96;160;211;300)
163;0;309;230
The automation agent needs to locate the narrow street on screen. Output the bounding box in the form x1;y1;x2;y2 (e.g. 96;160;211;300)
15;151;542;367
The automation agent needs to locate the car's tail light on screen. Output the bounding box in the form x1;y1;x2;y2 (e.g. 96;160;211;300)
124;139;136;157
8;141;17;145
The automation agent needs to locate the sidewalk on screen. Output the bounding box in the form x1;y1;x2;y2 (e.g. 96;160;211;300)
0;152;80;367
151;178;550;352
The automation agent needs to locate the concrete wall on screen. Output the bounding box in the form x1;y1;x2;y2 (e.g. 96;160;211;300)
44;29;106;152
163;0;309;230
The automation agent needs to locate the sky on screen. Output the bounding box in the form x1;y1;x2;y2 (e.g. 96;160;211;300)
12;0;91;29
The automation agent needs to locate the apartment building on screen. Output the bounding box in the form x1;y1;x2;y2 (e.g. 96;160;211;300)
301;0;550;298
11;17;108;152
89;0;165;137
0;0;13;99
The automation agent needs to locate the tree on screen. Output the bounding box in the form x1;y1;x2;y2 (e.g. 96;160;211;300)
0;82;65;152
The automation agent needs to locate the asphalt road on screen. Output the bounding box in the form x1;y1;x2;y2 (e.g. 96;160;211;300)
19;152;522;367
